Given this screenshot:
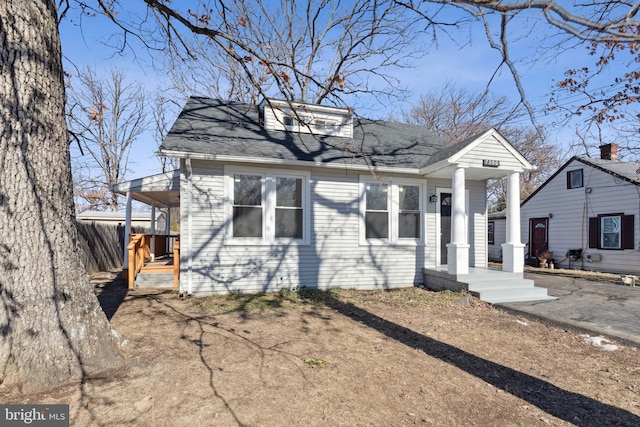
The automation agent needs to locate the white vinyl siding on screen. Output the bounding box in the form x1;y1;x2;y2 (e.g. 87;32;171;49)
521;159;640;274
181;161;491;294
460;136;526;170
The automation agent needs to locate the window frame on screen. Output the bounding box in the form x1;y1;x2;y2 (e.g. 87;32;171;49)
589;213;635;250
359;176;425;246
600;214;622;249
488;221;495;245
224;166;310;245
566;169;583;189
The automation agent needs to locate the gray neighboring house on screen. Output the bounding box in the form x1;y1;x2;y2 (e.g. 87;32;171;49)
488;210;506;262
116;97;554;303
519;143;639;274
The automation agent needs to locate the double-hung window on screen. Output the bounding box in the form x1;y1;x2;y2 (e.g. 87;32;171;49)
360;177;424;244
365;183;389;238
226;167;309;244
233;174;263;238
588;213;635;250
275;177;303;238
398;185;420;239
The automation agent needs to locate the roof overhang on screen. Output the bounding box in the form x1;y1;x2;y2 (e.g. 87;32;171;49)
111;170;181;208
159;150;422;175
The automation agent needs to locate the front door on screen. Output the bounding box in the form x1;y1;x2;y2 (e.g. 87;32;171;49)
440;193;452;265
529;217;548;258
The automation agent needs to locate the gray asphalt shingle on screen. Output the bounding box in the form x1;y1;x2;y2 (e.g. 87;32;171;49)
160;97;449;169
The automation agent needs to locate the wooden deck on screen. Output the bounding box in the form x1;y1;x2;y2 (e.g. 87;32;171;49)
141;256;174;273
126;234;180;289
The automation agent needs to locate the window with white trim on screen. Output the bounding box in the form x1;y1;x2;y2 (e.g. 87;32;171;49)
233;174;263;237
360;177;424;244
398;185;420;238
365;183;389;238
225;167;309;244
275;177;303;238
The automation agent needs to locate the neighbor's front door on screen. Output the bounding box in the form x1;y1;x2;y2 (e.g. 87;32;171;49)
440;193;452;265
529;217;548;258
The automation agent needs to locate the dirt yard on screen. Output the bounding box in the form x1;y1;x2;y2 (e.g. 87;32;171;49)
2;272;639;426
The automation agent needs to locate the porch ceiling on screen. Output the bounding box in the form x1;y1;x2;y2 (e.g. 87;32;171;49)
112;170;181;208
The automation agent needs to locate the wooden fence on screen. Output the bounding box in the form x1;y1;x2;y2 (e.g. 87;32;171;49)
76;221;149;274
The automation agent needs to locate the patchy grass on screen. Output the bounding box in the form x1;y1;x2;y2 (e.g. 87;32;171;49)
200;287;466;314
304;358;329;368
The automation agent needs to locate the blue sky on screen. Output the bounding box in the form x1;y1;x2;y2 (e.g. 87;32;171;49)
58;1;633;181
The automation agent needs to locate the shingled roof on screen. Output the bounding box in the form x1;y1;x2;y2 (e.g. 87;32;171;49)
160;97;449;170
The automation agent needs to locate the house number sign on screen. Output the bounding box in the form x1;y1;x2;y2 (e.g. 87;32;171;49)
482;159;500;168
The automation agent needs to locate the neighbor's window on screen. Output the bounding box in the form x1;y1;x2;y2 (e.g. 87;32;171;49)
233;174;263;238
601;215;621;249
567;169;583;189
398;185;420;238
488;221;495;245
365;183;389;239
275;177;303;238
589;213;635;250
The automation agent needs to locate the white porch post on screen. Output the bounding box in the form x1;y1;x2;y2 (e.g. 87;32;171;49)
447;166;469;275
123;191;132;269
165;207;171;254
502;172;525;273
150;203;156;262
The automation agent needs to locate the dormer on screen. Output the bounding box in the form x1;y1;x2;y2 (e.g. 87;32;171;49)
259;98;353;138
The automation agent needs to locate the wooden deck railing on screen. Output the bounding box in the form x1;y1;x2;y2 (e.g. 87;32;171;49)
127;234;148;289
173;241;180;289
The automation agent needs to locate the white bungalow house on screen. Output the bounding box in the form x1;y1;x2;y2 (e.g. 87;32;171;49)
114;97;555;303
518;143;639;274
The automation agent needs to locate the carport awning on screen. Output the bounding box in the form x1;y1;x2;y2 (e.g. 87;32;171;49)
112;170;180;208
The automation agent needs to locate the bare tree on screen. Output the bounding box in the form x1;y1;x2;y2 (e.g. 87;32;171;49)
0;0;122;392
67;67;148;211
488;127;563;211
151;93;180;173
94;0;434;109
402;82;514;143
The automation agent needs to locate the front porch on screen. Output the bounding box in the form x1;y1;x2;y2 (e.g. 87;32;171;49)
423;266;556;304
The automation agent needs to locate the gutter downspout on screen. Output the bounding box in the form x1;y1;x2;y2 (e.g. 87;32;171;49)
185;158;193;296
123;191;132;269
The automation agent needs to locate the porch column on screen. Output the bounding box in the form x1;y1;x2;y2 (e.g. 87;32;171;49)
165;208;171;254
502;172;525;273
447;166;469;275
150;203;156;262
123;191;132;269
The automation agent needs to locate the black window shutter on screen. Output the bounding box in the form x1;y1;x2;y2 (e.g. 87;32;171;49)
622;215;635;250
566;172;571;189
588;217;599;248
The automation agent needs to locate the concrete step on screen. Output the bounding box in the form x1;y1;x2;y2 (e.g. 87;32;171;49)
469;285;556;304
423;267;556;304
135;272;174;289
467;278;556;304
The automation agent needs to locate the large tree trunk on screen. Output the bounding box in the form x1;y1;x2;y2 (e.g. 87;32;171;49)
0;1;123;392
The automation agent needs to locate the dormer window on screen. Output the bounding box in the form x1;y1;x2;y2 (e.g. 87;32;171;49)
259;98;353;138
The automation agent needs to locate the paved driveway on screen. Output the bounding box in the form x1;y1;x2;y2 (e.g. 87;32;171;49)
497;272;640;347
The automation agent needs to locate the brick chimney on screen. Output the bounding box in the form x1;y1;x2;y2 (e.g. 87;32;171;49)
599;143;619;161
